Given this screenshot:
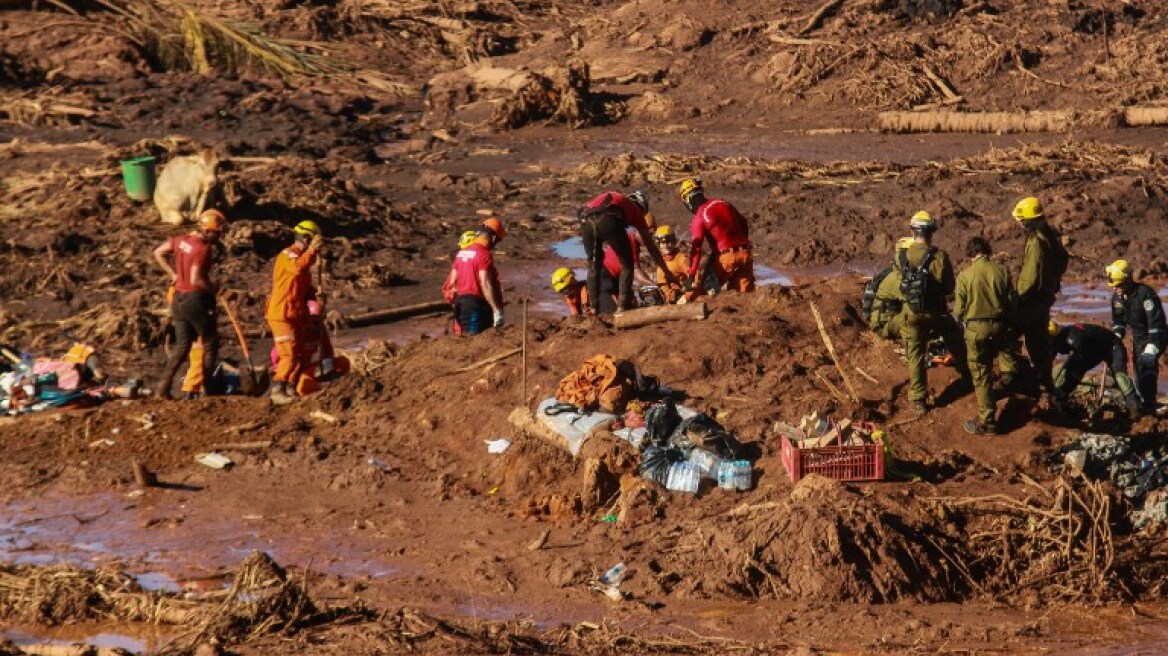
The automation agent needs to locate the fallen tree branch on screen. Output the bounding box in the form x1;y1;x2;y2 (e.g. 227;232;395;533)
798;0;846;36
452;347;521;373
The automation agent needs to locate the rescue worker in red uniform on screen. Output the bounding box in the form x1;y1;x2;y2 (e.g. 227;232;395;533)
443;230;480;336
447;218;506;334
578;190;677;313
152;209;225;399
679;178;755;293
552;268;590;316
266;220;324;405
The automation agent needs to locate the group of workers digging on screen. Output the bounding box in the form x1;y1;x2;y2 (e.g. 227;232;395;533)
154;211;346;405
865;197;1165;435
552;178;757;315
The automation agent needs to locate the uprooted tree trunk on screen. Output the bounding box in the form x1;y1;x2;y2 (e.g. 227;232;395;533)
491;59;594;129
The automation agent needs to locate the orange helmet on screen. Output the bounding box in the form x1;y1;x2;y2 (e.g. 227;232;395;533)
482;217;506;241
198;209;225;233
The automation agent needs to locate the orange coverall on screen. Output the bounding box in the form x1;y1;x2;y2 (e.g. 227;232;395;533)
265;241;319;385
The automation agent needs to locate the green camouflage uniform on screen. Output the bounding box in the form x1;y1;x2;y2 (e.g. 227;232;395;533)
954;256;1016;427
896;242;967;403
999;221;1065;392
869;262;904;341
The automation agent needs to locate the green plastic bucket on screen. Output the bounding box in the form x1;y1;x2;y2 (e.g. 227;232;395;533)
120;156;157;202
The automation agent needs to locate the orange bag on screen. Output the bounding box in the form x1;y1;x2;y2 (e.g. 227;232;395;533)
555;354;633;414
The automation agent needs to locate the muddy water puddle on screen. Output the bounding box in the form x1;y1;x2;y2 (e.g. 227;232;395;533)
0;493;408;587
3;623;167;655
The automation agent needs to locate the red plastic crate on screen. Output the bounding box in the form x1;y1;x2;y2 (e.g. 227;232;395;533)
780;430;885;483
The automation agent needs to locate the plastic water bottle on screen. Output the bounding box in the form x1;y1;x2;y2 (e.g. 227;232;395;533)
666;462;699;493
717;461;737;491
733;460;753;491
688;449;720;479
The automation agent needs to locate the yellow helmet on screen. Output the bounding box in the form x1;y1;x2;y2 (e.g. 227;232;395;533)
896;236;915;250
654;225;676;241
551;267;576;293
1048;320;1060;337
909;210;935;229
293;220;321;237
679;177;703;200
1013;197;1043;221
458;230;478;249
1105;259;1131;288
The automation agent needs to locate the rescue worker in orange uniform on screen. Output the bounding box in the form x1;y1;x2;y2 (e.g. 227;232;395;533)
152;209;225;399
447;218;506;334
653;225;697;304
265;220;324;406
552;267;590;316
679;178;755;293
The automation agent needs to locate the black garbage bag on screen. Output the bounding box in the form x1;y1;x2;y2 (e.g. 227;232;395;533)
644;399;682;447
639;445;685;486
670;414;741;460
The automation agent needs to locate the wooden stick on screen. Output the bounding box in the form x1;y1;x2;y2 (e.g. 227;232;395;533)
809;301;860;403
921;62;962;103
217;295;254;366
132;458;157;488
798;0;846;36
521;298;528;407
452;347;522;373
210;441;272;451
814;370;849;405
854;366;879;384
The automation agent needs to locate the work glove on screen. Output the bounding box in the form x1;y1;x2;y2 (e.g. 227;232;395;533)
1140;343;1161;367
321;358;335;376
493;310;505;328
310;234;324;251
1113;325;1126;340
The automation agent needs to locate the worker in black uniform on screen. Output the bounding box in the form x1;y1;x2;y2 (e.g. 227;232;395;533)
1107;259;1166;415
1050;320;1141;416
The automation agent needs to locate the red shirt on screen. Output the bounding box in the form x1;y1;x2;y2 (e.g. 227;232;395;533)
688;198;750;275
585;191;650;232
602;228;640;278
452;243;499;299
171;234;213;293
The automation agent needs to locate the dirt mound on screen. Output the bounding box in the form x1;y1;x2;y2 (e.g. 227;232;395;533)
658;475;965;603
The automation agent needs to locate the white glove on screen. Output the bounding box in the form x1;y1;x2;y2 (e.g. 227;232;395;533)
493;310;505;328
1144;343;1161;357
1113;326;1126;340
321;358;335;375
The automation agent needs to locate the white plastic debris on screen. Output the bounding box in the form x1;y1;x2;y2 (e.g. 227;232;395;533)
485;439;512;454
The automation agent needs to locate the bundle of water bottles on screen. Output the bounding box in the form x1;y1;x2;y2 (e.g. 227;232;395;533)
636;398;752;494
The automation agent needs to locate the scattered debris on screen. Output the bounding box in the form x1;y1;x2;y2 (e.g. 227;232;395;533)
195;453;234;470
485;438;511;454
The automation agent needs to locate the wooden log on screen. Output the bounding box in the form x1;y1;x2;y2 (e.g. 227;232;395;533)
878;110;1071;133
508;406;575;455
612;302;707;329
343;300;451;328
241;300;451;338
1123;107;1168;127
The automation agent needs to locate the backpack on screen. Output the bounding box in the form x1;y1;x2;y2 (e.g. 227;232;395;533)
898;246;938;313
861;265;894;321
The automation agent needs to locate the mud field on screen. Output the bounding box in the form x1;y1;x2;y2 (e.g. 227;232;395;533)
3;0;1168;654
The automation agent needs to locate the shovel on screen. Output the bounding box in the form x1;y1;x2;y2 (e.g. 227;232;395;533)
217;294;259;395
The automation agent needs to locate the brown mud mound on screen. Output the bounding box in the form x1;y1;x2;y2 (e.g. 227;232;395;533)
662;475;965;603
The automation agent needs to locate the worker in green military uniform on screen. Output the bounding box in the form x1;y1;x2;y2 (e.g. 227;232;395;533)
894;211;970;414
954;236;1017;435
998;196;1068;399
865;237;913;341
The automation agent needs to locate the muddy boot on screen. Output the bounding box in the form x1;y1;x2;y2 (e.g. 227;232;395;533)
1124;393;1142;418
963;419;998;435
913;399;929;415
269;382;294;407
